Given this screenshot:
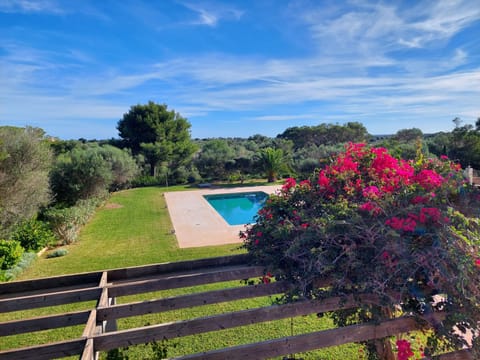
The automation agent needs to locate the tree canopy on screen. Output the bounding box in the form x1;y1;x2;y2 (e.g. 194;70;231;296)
117;101;197;176
50;143;139;205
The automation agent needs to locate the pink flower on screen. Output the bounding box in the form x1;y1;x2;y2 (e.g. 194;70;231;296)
299;179;311;188
362;185;380;199
301;223;309;229
475;259;480;268
385;217;416;232
318;170;331;188
440;155;449;160
359;201;381;215
419;207;441;224
415;169;444;190
396;339;414;360
385;217;404;230
282;177;296;191
411;196;428;204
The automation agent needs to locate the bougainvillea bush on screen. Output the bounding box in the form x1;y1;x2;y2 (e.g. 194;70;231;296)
241;143;480;358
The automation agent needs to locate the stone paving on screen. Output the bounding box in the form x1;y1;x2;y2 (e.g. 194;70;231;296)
164;185;280;248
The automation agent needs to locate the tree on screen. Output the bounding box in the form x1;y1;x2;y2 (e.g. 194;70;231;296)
0;126;52;237
50;144;139;205
277;122;369;149
117;102;197;176
392;128;423;142
256;147;290;182
194;139;235;180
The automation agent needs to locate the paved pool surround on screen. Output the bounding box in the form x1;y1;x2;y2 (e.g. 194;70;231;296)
164;185;280;248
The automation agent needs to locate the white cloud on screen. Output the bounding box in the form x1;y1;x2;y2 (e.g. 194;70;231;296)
179;1;243;27
298;0;480;58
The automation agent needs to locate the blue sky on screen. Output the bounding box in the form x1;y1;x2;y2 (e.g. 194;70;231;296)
1;0;479;140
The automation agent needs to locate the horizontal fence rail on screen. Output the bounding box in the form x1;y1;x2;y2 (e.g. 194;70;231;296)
0;254;473;360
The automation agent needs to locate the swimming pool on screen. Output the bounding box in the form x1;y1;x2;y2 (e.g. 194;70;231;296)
203;191;268;225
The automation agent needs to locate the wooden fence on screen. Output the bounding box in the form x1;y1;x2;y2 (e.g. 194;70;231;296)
0;254;473;359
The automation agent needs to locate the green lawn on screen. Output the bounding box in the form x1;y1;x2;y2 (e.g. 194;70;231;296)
18;186;243;279
2;185;362;359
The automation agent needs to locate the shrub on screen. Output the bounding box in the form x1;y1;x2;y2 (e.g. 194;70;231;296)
0;239;24;270
242;143;480;357
1;252;37;281
11;219;56;251
43;197;103;244
46;248;68;258
131;175;161;187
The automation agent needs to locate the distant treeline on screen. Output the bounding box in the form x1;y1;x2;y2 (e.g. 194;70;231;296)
1;101;479;276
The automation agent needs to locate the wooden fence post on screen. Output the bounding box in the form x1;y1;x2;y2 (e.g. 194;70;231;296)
374;306;395;360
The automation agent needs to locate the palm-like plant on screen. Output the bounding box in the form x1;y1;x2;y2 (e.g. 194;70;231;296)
256;147;289;182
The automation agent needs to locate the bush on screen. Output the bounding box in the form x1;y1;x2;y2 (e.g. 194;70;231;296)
131;175;161;187
0;239;24;270
46;248;68;258
43;197;103;244
243;143;480;357
187;168;202;184
0;252;37;281
11;219;56;251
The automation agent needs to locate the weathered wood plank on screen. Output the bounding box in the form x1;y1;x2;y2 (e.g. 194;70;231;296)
0;287;102;313
426;350;473;360
0;272;102;298
82;310;98;338
93;294;381;351
107;254;251;282
0;310;90;336
174;315;436;360
107;265;265;298
80;338;94;360
0;339;86;360
98;281;290;321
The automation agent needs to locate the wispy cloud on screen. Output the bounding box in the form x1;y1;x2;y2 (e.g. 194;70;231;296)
1;1;479;138
179;1;243;27
0;0;63;14
298;0;480;59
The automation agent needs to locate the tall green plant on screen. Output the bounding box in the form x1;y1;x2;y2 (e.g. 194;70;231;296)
256;147;290;182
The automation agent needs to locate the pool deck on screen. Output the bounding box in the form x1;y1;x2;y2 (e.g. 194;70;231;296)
164;185;281;248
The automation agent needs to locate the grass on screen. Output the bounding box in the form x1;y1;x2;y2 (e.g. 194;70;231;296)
1;184;362;359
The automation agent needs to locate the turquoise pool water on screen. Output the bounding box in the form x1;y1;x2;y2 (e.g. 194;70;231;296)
203;191;268;225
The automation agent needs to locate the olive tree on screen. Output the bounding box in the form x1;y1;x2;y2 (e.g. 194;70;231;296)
50;144;139;205
0;126;52;237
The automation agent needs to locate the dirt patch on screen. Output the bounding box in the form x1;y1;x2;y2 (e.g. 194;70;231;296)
104;203;124;209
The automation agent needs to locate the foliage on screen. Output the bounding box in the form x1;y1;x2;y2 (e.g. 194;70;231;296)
392;128;423;142
46;248;68;258
255;147;291;182
0;126;52;238
117;102;197;177
242;143;480;357
194;139;236;180
11;219;56;251
43;197;103;244
0;252;37;282
0;239;24;270
50;143;139;205
277;122;370;150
